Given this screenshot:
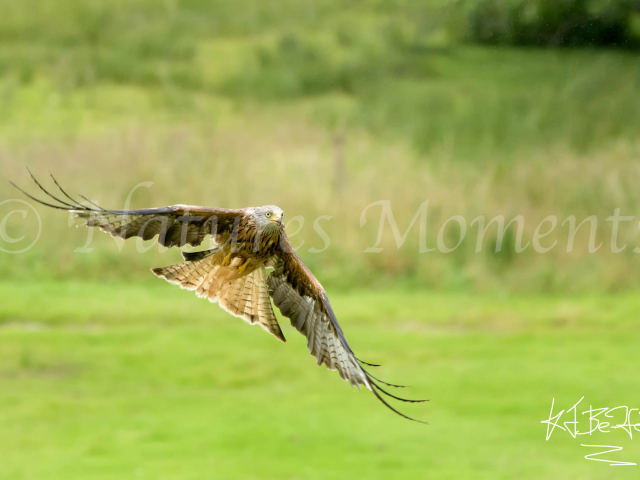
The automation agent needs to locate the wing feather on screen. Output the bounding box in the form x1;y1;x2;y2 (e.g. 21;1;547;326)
268;235;427;422
11;173;245;248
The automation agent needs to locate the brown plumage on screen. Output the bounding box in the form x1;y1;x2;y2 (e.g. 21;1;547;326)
12;172;427;423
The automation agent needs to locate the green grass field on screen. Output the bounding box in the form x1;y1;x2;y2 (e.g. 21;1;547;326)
2;281;640;479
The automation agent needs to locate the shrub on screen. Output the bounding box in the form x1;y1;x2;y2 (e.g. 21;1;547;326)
466;0;640;47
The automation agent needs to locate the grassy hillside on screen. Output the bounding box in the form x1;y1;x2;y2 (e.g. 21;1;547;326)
1;1;640;293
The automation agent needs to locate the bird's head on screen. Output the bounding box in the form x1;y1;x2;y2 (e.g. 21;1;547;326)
253;205;284;234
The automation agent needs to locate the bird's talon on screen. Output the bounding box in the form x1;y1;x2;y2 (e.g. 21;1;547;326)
237;262;249;275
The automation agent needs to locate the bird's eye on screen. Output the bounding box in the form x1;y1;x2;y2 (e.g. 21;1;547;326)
265;212;271;218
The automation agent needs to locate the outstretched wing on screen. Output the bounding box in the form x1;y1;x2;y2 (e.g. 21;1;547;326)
267;234;427;423
11;171;245;248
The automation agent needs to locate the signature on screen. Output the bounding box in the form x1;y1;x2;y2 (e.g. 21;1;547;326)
541;397;640;466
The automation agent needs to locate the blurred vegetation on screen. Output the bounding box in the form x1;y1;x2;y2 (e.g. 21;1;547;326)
466;0;640;46
0;0;640;293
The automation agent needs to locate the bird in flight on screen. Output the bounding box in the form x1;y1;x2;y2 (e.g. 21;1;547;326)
12;171;426;422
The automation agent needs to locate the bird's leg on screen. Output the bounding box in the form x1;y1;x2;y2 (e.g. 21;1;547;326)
222;252;233;267
236;260;250;275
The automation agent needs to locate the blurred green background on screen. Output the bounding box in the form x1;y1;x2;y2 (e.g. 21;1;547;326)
2;1;640;478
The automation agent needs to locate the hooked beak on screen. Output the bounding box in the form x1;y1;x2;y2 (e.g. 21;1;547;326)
268;214;283;225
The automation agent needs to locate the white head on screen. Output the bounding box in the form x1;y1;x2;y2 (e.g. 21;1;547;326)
252;205;284;234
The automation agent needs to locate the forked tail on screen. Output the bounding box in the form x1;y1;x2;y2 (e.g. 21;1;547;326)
151;248;285;341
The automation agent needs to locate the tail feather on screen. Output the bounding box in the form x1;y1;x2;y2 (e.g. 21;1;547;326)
152;253;285;342
235;273;253;318
218;266;285;342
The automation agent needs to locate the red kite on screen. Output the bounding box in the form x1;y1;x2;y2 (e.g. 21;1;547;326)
13;172;426;422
